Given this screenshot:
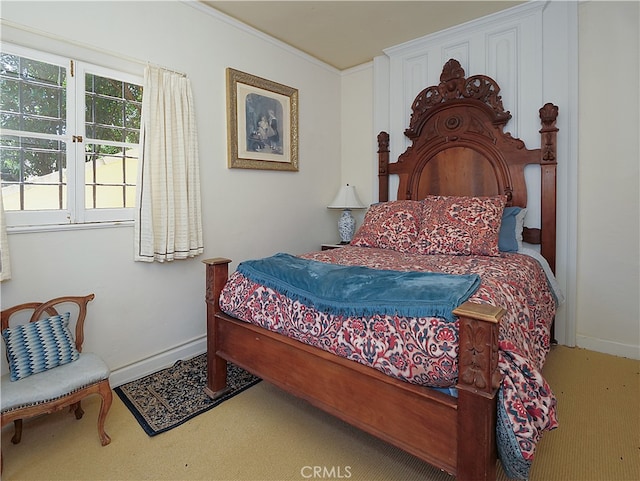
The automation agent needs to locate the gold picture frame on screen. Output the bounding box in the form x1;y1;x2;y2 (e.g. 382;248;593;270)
226;68;299;171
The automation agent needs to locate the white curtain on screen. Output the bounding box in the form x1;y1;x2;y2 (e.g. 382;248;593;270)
0;190;11;281
134;66;203;262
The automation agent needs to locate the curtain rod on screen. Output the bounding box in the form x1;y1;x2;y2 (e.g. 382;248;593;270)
145;63;187;77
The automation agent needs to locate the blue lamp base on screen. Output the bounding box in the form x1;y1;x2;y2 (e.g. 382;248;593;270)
337;209;355;244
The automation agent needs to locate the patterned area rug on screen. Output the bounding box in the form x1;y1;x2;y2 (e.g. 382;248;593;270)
114;354;261;436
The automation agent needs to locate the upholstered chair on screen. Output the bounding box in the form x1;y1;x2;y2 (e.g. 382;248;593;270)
1;294;112;470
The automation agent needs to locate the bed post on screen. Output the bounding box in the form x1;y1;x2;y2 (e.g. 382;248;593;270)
453;301;505;481
539;103;559;272
378;131;390;202
203;257;232;399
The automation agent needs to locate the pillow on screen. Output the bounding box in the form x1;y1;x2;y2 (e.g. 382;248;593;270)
499;206;527;252
2;312;79;381
350;200;423;253
417;195;506;256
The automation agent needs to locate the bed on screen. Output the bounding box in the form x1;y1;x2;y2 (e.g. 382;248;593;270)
203;59;560;480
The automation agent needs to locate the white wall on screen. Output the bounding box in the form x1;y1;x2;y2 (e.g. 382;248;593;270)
339;63;375;230
575;1;640;359
0;1;343;383
341;1;640;359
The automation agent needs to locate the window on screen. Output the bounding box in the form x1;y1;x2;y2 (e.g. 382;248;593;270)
0;44;143;228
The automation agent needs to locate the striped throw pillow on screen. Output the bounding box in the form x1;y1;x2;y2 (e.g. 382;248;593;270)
2;312;80;381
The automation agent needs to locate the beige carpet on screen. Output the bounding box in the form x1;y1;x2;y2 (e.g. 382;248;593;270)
2;346;638;481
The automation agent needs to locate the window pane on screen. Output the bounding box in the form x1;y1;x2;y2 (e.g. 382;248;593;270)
89;185;124;209
84;143;137;209
0;53;19;78
1;135;67;211
125;185;136;208
127;83;143;102
22;115;65;136
125;128;140;145
84;71;141;213
94;125;125;143
23;184;67;210
85;73;142;144
125;102;141;130
22;83;64;117
21;57;65;85
93;96;124;127
0;78;19;112
0;136;21;182
0;53;66;135
90;74;122;97
1;135;66;180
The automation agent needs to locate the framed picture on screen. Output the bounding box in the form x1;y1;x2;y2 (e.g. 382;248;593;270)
226;68;298;171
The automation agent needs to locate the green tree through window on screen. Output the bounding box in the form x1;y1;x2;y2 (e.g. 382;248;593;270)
0;45;143;227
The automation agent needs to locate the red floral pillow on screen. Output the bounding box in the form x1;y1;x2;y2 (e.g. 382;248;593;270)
351;200;422;253
417;195;506;256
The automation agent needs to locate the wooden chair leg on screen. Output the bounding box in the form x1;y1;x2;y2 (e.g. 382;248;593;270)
71;401;84;420
11;419;22;444
97;381;113;446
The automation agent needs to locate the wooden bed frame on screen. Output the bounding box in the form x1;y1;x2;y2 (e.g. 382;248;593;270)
204;59;558;481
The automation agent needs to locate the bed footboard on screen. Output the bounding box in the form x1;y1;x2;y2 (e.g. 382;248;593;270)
453;301;504;480
203;257;232;399
203;257;504;481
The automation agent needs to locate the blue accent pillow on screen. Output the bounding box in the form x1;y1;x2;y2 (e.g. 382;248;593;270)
1;312;80;381
499;207;523;252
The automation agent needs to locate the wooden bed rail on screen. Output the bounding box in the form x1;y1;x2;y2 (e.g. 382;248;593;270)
203;257;504;480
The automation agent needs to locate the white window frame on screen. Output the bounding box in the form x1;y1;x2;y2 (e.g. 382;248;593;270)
1;43;143;230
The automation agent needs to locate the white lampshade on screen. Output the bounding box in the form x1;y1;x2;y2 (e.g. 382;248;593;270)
327;184;365;210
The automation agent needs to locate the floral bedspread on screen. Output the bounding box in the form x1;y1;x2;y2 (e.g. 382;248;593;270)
219;246;558;478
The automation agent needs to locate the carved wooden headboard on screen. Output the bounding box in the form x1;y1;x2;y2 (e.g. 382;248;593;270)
378;59;559;270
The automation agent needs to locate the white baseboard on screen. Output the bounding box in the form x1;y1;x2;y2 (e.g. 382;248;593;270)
109;336;207;387
576;334;640;360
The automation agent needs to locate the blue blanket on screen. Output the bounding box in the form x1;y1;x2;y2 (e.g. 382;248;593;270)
236;253;481;322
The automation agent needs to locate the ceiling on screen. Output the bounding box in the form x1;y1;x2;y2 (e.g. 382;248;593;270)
201;1;524;70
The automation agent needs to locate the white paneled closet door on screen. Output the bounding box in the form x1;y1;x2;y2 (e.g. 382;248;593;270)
373;1;578;346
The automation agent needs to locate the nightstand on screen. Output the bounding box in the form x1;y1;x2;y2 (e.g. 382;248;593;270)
321;243;346;251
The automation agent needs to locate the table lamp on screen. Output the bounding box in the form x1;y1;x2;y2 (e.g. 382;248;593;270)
327;184;366;244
